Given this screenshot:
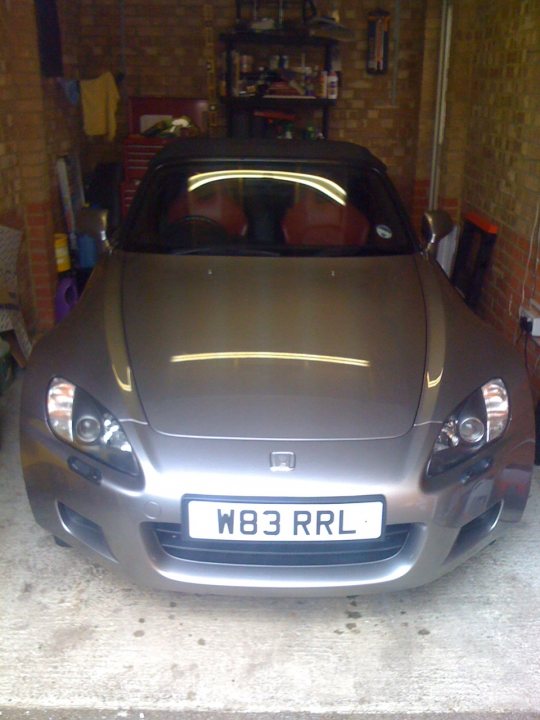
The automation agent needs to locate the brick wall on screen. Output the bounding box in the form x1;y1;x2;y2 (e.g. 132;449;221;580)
0;0;29;324
0;3;22;231
75;0;428;210
77;0;237;171
1;0;56;332
0;1;83;334
329;0;426;208
440;0;540;394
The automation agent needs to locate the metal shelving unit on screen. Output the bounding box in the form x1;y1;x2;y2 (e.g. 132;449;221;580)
220;31;338;138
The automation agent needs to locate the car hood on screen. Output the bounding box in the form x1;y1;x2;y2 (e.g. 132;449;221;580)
121;253;426;440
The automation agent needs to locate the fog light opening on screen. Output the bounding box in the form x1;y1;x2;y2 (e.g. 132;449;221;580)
57;503;116;562
449;501;505;562
486;499;504;533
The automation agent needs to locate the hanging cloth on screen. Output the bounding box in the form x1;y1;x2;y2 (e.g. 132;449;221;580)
80;71;120;141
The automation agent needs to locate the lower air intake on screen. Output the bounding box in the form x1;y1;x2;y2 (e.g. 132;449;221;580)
150;522;413;566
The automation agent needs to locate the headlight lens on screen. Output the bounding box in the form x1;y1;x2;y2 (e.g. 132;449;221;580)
47;377;139;476
427;378;509;477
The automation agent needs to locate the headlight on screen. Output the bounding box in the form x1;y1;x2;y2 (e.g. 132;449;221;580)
47;377;139;476
426;378;509;477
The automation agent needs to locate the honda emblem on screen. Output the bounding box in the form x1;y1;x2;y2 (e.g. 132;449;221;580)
270;451;296;472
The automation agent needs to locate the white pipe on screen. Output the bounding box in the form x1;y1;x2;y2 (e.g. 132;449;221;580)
429;0;453;209
390;0;401;106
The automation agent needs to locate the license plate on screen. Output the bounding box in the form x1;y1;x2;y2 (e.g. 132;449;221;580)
185;497;384;542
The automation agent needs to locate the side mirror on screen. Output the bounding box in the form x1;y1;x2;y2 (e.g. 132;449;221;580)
104;229;120;252
76;207;111;253
421;210;454;249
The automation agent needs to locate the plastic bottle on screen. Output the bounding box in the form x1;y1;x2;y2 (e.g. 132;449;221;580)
327;71;339;100
54;233;71;273
76;233;98;269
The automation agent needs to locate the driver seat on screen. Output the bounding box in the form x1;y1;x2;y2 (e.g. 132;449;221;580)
167;188;247;237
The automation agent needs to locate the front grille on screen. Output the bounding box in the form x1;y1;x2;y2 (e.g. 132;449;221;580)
150;522;413;566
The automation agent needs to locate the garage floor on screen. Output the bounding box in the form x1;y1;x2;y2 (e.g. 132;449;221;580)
1;378;540;720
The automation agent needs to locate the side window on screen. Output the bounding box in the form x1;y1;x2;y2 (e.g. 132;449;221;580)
349;172;411;252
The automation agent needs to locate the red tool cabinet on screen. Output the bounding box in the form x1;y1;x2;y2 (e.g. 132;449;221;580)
121;97;208;217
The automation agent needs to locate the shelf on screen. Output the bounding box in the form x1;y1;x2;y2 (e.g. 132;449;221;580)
221;29;337;138
222;96;336;110
219;31;338;48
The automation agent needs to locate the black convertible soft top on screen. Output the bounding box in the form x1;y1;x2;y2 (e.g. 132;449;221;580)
150;137;387;173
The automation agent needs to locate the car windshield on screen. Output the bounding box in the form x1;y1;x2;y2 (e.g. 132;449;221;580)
122;160;415;257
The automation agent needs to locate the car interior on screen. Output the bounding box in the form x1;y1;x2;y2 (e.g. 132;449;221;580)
159;179;370;251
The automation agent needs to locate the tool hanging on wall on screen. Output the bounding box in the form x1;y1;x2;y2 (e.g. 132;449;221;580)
367;9;390;74
203;4;219;137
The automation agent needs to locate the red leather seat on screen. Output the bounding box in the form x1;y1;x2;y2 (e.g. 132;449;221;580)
167;188;247;237
282;190;369;246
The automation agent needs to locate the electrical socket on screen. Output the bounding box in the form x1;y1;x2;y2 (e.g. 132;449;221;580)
519;306;540;336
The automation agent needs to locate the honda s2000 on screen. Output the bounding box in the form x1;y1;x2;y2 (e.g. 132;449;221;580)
20;139;535;596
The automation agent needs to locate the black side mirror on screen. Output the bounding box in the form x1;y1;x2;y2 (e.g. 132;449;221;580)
421;210;454;249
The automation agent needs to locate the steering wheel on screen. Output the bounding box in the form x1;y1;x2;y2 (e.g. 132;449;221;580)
161;215;230;246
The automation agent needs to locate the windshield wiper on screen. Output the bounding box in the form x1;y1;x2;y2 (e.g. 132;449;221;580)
170;247;215;255
170;246;282;257
309;246;407;257
225;248;281;257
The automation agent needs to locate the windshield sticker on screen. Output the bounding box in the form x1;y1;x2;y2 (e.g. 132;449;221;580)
376;224;393;239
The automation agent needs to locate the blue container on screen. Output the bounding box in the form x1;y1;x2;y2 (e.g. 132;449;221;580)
77;233;98;269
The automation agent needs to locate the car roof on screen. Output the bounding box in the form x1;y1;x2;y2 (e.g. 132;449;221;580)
150;138;387;173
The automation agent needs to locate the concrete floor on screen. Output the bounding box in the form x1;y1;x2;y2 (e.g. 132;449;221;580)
1;378;540;720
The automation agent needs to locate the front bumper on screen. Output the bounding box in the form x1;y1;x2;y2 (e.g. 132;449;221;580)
21;417;533;597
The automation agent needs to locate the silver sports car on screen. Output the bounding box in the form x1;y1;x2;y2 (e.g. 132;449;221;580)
21;139;535;596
